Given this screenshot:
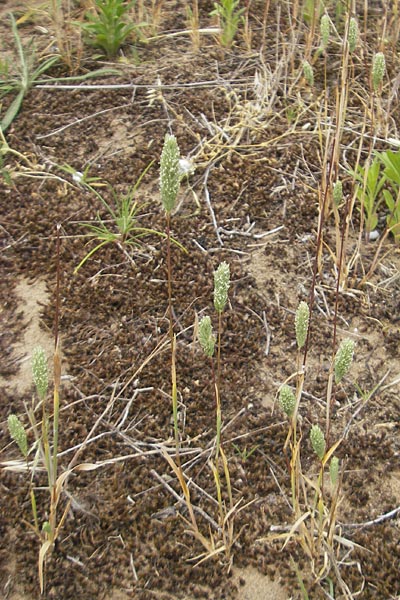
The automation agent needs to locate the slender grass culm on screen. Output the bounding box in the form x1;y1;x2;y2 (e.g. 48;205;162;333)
159;133;181;457
50;0;83;74
280;300;309;511
198;261;235;562
158;137;237;563
198;262;231;465
212;261;230;461
186;0;200;52
6;227;70;595
159;256;238;565
8;342;68;595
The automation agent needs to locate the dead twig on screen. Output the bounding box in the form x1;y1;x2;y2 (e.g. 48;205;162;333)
343;505;400;530
150;469;220;532
203;164;223;246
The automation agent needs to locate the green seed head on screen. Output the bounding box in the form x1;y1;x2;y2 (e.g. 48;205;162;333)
160;134;180;213
278;384;296;417
42;521;51;534
8;414;28;457
348;18;359;54
372;52;386;91
295;301;310;350
330;456;339;486
303;60;314;87
334;338;355;384
213;261;230;313
333;180;343;206
320;15;330;50
310;424;326;460
198;315;216;358
32;346;48;400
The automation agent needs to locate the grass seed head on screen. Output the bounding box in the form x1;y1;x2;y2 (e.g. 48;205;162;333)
198;315;216;357
334;338;355;383
213;261;230;313
320;14;330;50
32;346;48;401
330;456;339;486
7;414;28;457
333;180;343;206
42;521;51;534
295;300;310;350
310;424;326;460
160;134;180;213
303;60;314;87
372;52;386;91
348;18;359;54
279;384;296;417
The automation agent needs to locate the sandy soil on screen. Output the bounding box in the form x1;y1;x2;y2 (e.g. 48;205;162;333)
0;1;399;599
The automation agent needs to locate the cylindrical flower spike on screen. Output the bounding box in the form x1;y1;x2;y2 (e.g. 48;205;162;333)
213;262;230;313
303;60;314;87
310;424;326;460
320;14;330;50
348;18;359;54
295;301;310;350
160;134;180;213
330;456;339;486
279;384;296;417
334;338;355;384
32;346;48;401
333;180;343;206
8;414;28;457
198;315;216;358
372;52;386;92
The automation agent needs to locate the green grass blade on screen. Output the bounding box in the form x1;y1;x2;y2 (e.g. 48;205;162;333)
32;56;59;81
130;227;188;253
9;14;26;80
1;88;25;132
74;239;110;274
131;159;155;195
34;67;121;85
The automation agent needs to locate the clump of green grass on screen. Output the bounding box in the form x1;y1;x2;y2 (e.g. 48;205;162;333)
376;150;400;243
273;299;356;595
350;156;386;241
7;343;67;594
0;12;121;133
79;0;143;58
164;259;238;565
0;13;59;132
350;151;400;244
74;159;185;273
210;0;244;48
